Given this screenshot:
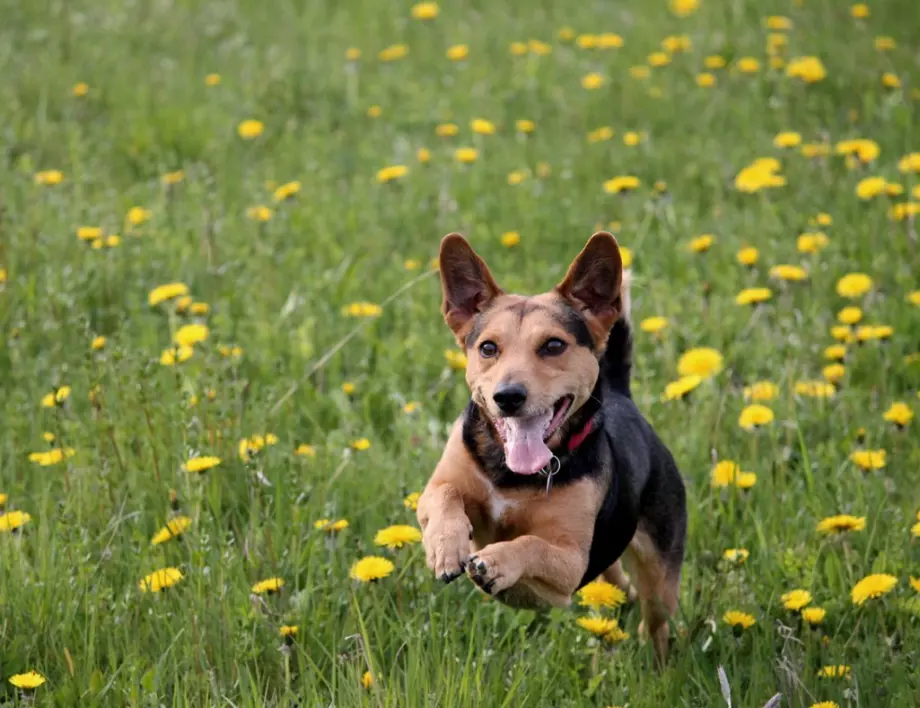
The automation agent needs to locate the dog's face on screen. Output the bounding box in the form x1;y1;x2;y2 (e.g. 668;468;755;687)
439;232;623;476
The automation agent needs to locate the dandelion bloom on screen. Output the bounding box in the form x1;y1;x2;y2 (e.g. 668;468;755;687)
629;66;650;80
911;577;920;592
810;703;838;708
500;231;520;247
126;206;152;226
151;516;192;545
836;273;872;298
362;671;374;688
174;323;209;347
785;56;826;83
817;665;850;679
824;344;847;361
376;165;408;183
822;364;845;384
77;226;103;241
738;404;774;430
711;461;741;488
40;385;71;408
160;345;193;366
403;492;421;510
0;493;6;508
669;0;699;17
736;247;759;266
34;170;64;185
735;157;786;192
576;616;629;642
736;57;760;74
8;671;46;690
836;138;879;163
402;401;420;413
743;381;778;401
351;556;395;582
246;205;273;222
722;548;749;564
774;131;802;148
677;347;723;378
735;287;772;306
162;170;185;185
802;607;826;626
314;518;349;532
149;282;189;306
688;234;715;253
663;375;702;401
351;438;371;451
882;72;901;88
883;402;913;427
28;448;75;466
454;147;478;164
446;44;468;61
410;2;439;19
444;349;468;370
795;380;835;398
816;514;865;534
770;264;808;281
849;449;886;471
898;153;920;173
273;181;301;202
581;73;605;90
851;574;897;605
280;625;298;638
647;52;670;68
295;443;315;457
723;610;756;630
619;247;632;267
436;122;458;137
577;579;627;610
797;232;829;254
252;577;284;594
0;511;32;533
640;316;668;334
91;336;106;351
470;118;495;135
374;525;422;549
781;589;812;611
343;302;382;317
184;456;221;473
237;119;264;139
139;567;184;592
604;176;640;194
836;306;862;325
801;143;831;158
855;324;893;342
598;33;624;49
705;55;726;69
587;126;613;143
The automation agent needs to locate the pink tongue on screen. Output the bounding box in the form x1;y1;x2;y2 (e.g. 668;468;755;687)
503;413;553;475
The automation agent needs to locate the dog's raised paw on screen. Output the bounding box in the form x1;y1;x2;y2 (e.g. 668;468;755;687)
465;545;522;595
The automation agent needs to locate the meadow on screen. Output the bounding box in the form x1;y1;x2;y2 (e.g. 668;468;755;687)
1;0;920;705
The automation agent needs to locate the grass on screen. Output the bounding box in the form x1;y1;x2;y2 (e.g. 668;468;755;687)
1;0;920;705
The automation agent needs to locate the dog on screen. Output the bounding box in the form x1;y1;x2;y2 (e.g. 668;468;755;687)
416;231;687;662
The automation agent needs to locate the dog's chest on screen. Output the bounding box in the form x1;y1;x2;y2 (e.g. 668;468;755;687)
486;487;517;522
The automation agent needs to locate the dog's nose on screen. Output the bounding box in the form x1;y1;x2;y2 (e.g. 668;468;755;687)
493;383;528;414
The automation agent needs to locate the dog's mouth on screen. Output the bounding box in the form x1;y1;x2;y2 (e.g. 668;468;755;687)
494;395;573;476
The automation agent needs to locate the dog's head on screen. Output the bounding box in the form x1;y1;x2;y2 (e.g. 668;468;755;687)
439;232;624;476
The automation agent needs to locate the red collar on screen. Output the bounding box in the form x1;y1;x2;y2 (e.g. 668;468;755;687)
566;413;601;452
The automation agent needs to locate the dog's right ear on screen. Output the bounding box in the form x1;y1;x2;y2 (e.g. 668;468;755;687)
439;233;502;343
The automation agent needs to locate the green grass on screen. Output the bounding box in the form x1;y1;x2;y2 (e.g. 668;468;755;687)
2;0;920;705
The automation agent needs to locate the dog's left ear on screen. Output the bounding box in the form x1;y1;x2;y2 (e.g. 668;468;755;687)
556;232;623;338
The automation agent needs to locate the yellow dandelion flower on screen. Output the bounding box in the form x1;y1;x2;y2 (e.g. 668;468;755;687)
581;73;605;90
160;345;193;366
295;444;315;457
736;246;759;266
587;126;614;143
379;44;409;61
738;404;774;430
711;461;740;488
735;287;772;306
362;671;374;688
669;0;699;17
376;165;408;184
577;579;627;610
34;169;65;185
883;402;913;426
816;514;866;534
736;57;760;74
802;607;827;625
695;72;716;87
774;131;802;148
410;2;439;20
28;448;75;466
898;153;920;173
126;206;152;226
204;73;221;86
677;347;723;378
151;516;192;545
824;344;847;361
705;55;726;69
822;364;845;383
184;456;221;473
351;556;395;582
454;147;478;164
139;567;183;592
246;205;273;222
273;181;301;202
280;625;298;638
623;131;643;146
723;548;750;564
663;375;702;401
797;232;830;254
817;665;850;678
40;385;71;408
688;234;715;252
0;493;6;508
148;282;189;306
416;148;430;163
781;589;812;611
619;246;632;267
351;438;371;451
0;511;32;533
446;44;468;61
723;611;756;629
836;273;872;298
237;119;264;139
851;574;897;605
770;264;808;281
849;449;886;471
374;525;422;549
77;226;103;241
796;380;836;398
252;577;284;595
444;349;468;370
173;323;209;348
8;671;46;690
345;47;361;61
786;56;826;83
500;231;520;247
403;492;421;510
603;176;640;194
576;616;621;636
640;316;668;334
743;381;778;401
648;52;670;68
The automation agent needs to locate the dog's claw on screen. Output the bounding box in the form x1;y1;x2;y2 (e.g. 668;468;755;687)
439;570;461;583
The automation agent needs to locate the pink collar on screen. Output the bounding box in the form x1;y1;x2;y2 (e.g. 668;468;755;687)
566;415;599;452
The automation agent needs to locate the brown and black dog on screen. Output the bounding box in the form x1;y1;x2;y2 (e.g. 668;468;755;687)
417;231;686;662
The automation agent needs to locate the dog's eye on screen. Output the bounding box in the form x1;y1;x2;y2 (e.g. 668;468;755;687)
479;340;499;358
539;338;567;357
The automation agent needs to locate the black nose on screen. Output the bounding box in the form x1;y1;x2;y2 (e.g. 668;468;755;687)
493;384;528;414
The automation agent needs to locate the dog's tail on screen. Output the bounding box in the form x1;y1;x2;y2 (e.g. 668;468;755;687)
602;269;633;396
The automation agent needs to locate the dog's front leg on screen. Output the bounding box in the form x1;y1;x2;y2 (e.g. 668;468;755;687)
466;535;587;606
417;483;473;583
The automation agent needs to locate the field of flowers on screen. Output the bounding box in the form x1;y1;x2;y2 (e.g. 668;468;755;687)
2;0;920;705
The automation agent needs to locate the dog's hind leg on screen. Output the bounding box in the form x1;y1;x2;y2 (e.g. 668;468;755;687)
601;559;637;602
624;531;680;666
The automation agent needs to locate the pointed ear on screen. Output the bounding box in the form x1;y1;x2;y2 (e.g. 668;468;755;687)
555;232;623;338
439;233;502;342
